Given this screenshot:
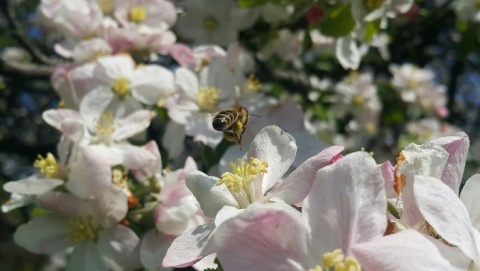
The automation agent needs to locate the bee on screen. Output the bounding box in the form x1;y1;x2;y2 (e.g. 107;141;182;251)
212;104;250;149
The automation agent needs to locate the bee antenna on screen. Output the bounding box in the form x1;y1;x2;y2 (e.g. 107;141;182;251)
250;113;261;117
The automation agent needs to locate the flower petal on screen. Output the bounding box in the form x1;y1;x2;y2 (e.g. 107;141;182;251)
131;65;175;105
414;175;480;266
163;222;217;268
269;146;344;205
245;125;297;194
461;174;480;231
67;242;108;271
155;194;199;235
186;171;238;218
3;178;63;195
213;203;310;271
430;132;470;194
140;230;174;271
175;67;199;100
14;214;72;254
67;146;112;199
304;151;387;257
351;230;470;271
97;225;141;271
113;110;154;141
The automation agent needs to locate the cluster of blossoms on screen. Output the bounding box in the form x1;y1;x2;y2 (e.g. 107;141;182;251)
3;0;480;270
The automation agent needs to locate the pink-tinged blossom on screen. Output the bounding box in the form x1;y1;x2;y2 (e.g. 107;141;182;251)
206;152;468;271
105;26;176;55
42;108;156;171
163;126;343;268
14;188;141;271
114;0;177;34
135;143;211;270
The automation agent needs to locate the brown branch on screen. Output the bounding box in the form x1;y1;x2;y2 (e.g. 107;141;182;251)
0;0;58;65
0;58;55;78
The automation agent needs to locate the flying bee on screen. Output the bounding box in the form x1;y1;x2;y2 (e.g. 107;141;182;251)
212;104;250;149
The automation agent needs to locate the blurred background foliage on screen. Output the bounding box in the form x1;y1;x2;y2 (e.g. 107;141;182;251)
1;0;480;270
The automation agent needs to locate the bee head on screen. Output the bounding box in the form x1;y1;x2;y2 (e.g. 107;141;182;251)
212;117;228;131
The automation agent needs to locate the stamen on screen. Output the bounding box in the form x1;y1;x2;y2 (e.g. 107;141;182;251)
197;87;220;112
217;157;268;208
203;16;218;31
95;112;117;145
112;77;132;99
34;153;68;180
312;249;362;271
245;75;263;93
68;215;101;243
128;7;147;23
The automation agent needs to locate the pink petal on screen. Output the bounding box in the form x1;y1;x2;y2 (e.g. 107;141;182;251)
304;151;387;257
38;191;85;216
155;194;199;235
269;146;344;205
430;132;470;194
351;230;470;271
213;203;309;271
115;143;157;170
414;175;480;266
380;160;397;198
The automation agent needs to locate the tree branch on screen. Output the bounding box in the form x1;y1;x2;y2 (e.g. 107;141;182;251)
0;58;55;78
0;0;58;65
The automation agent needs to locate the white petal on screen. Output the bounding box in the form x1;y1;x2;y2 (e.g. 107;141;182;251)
414;176;480;266
114;143;157;170
155;194;199;235
67;146;112;199
113;110;154;141
461;174;480;231
163;222;217;268
245;125;297;194
97;225;141;271
4;178;63;195
186;171;238;218
2;193;34;212
94;55;135;81
304;151;387;257
79;88;114;131
175;67;199;100
351;230;471;271
336;37;361;70
88;186;128;228
131;65;175;105
66;242;108;271
140;230;174;271
14;214;72;254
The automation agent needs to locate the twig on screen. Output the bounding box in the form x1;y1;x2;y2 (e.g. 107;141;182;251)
0;58;55;78
0;0;58;65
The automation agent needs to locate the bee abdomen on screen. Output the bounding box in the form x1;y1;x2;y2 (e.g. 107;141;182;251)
212;111;237;131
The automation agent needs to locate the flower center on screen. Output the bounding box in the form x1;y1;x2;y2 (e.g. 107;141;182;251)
128;7;147;23
34;153;68;180
310;249;362;271
203;16;218;31
197;87;220;112
245;75;263;94
352;94;365;106
363;0;384;12
68;215;102;244
217;158;268;208
98;0;115;15
112;77;132;99
95;112;116;145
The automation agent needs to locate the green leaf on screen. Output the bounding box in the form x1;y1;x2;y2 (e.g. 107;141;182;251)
319;5;356;38
457;22;479;60
365;21;380;42
238;0;269;8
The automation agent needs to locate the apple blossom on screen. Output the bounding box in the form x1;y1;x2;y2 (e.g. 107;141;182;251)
163;126;343;268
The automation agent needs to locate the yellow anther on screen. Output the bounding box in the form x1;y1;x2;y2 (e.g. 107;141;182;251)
246;75;263;93
112;77;132;99
203;16;218;31
34;153;67;180
309;265;323;271
128;7;147;23
68;215;101;244
363;0;385;12
98;0;115;15
217;157;269;207
352;95;365;106
95;112;117;145
197;87;220;112
324;249;345;269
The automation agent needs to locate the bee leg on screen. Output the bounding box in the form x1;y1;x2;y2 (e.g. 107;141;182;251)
233;122;245;149
223;132;237;143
